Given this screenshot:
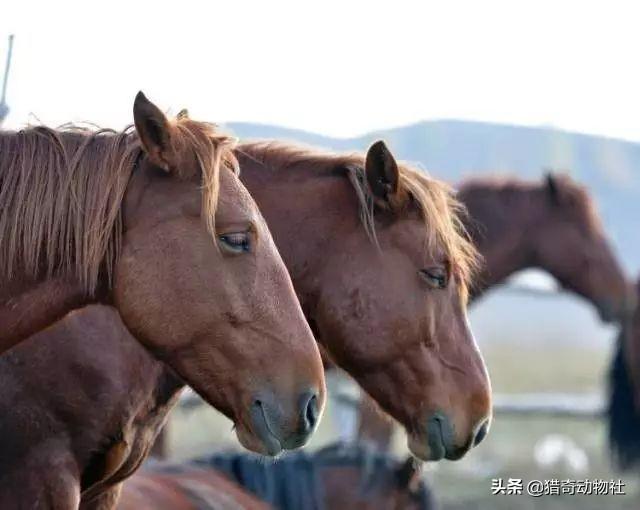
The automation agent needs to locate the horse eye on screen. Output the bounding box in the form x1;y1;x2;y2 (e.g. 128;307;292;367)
419;267;448;290
218;231;251;254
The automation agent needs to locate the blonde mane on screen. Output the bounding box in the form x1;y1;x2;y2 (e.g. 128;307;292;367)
0;119;236;294
237;141;479;295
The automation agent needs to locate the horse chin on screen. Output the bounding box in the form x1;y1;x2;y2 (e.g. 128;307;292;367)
234;419;284;457
407;434;445;462
408;428;476;463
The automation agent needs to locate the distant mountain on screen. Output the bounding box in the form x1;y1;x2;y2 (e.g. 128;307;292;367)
228;119;640;274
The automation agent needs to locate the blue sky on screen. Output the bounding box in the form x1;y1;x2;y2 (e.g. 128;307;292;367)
2;0;640;140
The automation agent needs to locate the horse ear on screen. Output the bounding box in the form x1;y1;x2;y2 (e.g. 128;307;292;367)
365;140;399;203
545;172;561;204
133;91;177;173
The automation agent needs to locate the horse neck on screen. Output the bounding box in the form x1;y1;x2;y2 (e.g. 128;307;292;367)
0;275;111;354
238;152;361;314
82;367;184;499
460;183;549;298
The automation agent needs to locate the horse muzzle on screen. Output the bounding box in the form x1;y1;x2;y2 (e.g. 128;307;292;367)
249;389;321;455
409;412;491;461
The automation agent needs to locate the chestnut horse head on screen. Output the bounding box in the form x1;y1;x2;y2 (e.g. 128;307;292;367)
0;93;325;455
238;141;491;461
460;173;633;322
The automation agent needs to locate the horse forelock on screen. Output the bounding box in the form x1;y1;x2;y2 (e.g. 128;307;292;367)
171;118;238;238
393;165;480;300
0;119;236;295
238;141;479;300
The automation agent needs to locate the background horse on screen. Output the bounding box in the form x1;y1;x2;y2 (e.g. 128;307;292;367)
0;95;325;455
119;443;436;510
358;172;632;450
608;279;640;469
460;173;632;319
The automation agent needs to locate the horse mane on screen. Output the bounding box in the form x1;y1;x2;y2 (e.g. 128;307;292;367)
172;442;435;510
237;141;479;295
0;119;236;294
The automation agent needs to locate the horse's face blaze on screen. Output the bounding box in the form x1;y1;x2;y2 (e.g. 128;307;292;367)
114;94;325;455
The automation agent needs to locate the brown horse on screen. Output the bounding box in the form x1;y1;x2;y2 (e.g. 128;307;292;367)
0;95;326;457
119;444;436;510
608;279;640;469
460;173;633;318
358;172;633;449
235;140;491;461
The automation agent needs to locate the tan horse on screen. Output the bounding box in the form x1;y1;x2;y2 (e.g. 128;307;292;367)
0;94;326;457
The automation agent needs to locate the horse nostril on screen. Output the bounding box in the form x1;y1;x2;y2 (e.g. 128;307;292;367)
301;391;319;433
473;418;490;447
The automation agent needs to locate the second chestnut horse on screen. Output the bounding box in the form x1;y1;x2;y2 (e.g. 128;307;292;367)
359;172;632;449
